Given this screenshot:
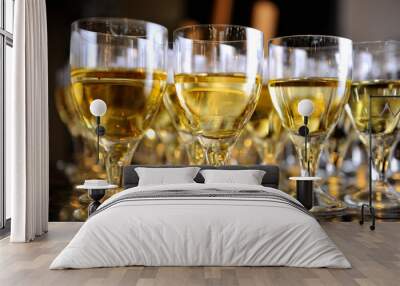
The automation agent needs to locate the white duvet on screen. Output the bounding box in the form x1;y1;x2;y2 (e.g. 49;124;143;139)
50;183;350;269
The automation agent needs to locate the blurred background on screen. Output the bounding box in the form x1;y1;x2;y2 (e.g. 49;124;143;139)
46;0;400;221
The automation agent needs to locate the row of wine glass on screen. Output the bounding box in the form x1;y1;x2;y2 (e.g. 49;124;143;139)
66;17;400;216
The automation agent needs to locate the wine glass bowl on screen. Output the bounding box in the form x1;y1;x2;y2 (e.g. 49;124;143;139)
173;25;264;166
69;18;168;185
268;35;353;215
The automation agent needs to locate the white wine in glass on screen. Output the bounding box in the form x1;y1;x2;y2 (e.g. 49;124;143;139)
70;18;168;185
269;35;352;215
173;25;264;166
269;77;351;175
346;44;400;218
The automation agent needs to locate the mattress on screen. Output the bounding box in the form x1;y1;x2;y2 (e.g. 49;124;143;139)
50;183;350;269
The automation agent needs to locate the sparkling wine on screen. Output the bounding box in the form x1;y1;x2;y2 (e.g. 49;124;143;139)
175;73;262;140
268;77;351;137
71;68;167;143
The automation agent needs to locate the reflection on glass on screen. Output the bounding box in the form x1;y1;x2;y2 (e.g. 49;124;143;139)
173;25;264;166
69;18;168;185
268;35;352;215
345;41;400;217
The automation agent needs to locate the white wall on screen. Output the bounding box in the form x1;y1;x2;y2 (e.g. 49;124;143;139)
338;0;400;41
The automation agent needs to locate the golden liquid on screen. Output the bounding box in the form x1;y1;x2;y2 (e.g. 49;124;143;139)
71;68;167;144
347;80;400;136
268;77;351;137
247;84;283;140
175;73;262;140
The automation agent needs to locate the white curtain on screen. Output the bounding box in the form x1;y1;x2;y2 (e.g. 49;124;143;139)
7;0;49;242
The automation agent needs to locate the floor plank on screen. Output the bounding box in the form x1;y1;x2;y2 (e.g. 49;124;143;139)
0;222;399;286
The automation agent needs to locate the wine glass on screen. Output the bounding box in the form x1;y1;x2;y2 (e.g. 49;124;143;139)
69;18;168;185
163;49;205;164
173;25;264;166
345;41;400;218
152;102;187;165
55;66;108;207
323;113;355;199
268;35;352;215
247;58;286;164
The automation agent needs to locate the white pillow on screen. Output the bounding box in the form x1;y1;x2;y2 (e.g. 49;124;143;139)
200;169;266;185
135;167;200;186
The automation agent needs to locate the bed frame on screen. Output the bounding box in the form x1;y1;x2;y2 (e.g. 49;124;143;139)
122;165;280;189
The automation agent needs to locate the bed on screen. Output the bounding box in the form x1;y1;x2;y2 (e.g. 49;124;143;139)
50;165;350;269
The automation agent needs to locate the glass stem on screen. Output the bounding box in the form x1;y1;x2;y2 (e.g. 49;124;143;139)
104;140;140;185
185;140;205;165
257;140;277;165
199;136;236;166
291;134;324;177
205;146;230;166
371;135;394;184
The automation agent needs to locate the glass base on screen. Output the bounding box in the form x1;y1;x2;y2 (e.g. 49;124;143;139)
324;176;346;200
78;193;91;205
73;208;88;221
344;188;400;218
309;186;347;216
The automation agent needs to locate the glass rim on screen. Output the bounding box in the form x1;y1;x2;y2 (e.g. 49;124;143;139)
269;34;352;47
354;40;400;47
71;17;168;36
173;24;263;43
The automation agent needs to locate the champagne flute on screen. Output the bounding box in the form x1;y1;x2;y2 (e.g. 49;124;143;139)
69;18;168;185
268;35;352;215
173;25;264;166
345;41;400;218
247;58;286;164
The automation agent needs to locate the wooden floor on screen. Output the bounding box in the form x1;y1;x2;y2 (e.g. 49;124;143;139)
0;222;399;286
